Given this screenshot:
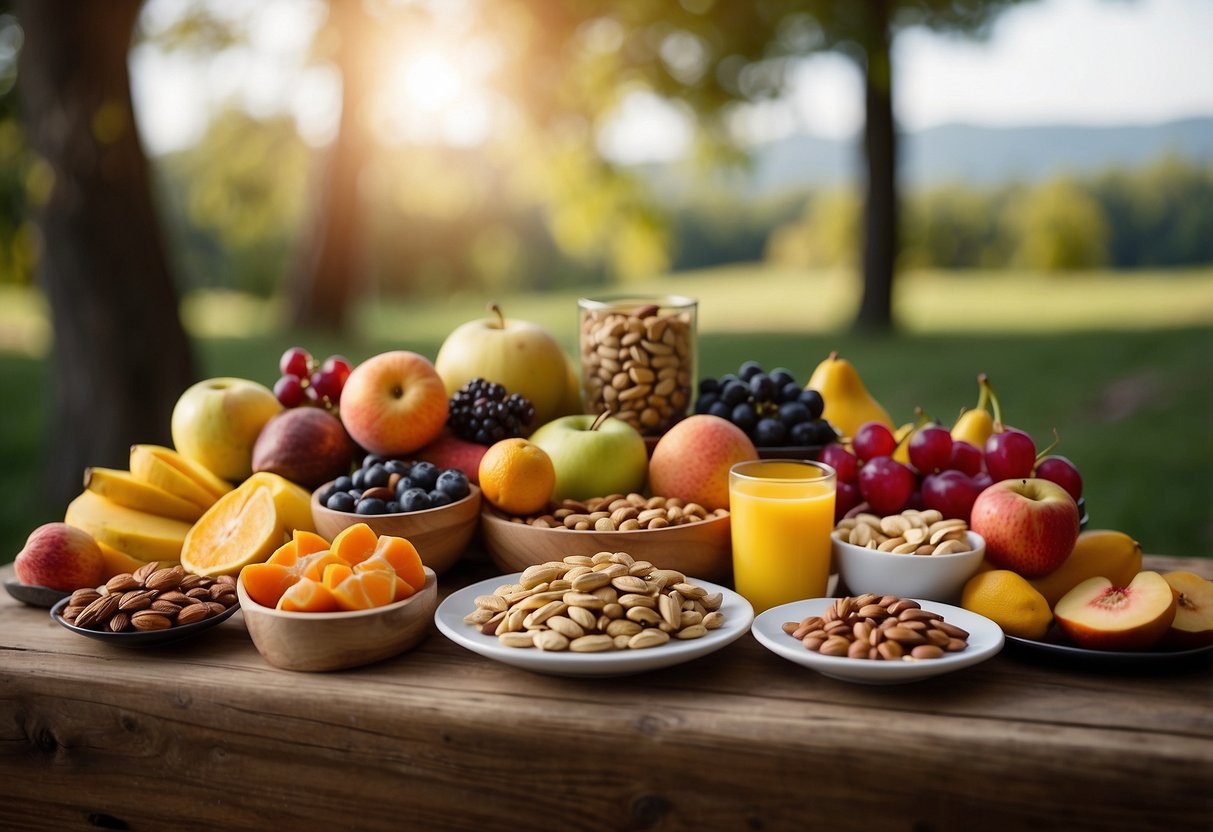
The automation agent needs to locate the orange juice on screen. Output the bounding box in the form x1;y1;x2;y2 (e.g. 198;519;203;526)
729;460;836;613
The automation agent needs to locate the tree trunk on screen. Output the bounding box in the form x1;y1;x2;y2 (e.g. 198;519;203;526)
286;0;375;335
16;0;196;509
853;1;898;333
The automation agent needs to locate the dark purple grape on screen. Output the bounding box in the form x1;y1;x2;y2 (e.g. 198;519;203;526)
708;400;732;419
770;368;796;388
778;401;809;427
698;377;720;395
749;374;777;402
731;402;758;433
720;381;749;407
753;418;787;447
798;389;824;420
779;382;802;403
739;361;764;381
695;392;719;414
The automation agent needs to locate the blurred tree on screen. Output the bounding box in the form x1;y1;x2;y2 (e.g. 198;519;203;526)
13;0;195;506
1006;177;1109;271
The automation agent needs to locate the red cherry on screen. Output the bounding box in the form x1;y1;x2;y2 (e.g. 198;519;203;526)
820;444;859;484
853;422;897;462
834;481;860;523
985;427;1036;481
857;456;915;515
946;440;984;477
273;375;306;408
279;346;313;379
908;426;953;475
1035;455;1083;501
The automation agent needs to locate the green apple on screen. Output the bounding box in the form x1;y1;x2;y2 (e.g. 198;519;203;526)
434;304;571;427
528;413;648;502
171;377;283;482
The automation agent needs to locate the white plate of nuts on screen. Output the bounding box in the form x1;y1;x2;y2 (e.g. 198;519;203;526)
434;557;753;677
751;595;1003;685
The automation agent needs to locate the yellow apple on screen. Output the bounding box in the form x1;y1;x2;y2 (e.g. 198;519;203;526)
435;304;571;427
171;377;282;482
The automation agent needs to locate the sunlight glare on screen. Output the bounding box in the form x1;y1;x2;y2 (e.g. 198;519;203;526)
398;50;465;114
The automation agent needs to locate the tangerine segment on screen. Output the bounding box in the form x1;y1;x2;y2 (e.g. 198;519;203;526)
321;562;354;589
277;577;340;612
356;553;418;601
363;535;426;592
240;562;299;608
330;523;379;566
330;569;398;611
181;485;281;578
267;530;332;567
299;550;350;582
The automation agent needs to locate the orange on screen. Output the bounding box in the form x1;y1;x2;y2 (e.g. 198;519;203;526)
242;531;335;608
266;530;331;567
961;570;1053;639
180;484;281;578
356;536;425;594
277;577;340;612
329;569;398;611
478;438;556;516
330;523;380;566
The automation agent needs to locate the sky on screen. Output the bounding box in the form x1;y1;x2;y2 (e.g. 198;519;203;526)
129;0;1213;163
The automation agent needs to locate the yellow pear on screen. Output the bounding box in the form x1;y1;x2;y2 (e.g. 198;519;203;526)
805;351;893;439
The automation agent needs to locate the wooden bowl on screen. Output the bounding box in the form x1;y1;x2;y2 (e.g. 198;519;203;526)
236;568;437;672
480;507;732;582
311;483;481;575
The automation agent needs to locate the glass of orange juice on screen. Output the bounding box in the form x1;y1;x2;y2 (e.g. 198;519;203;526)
728;459;837;613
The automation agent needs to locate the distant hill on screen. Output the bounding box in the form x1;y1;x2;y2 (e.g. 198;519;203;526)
677;116;1213;195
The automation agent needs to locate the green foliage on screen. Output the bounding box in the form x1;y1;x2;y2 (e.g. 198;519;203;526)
1006;178;1110;270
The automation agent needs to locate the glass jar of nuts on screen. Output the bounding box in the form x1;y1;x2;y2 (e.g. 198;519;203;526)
577;294;697;437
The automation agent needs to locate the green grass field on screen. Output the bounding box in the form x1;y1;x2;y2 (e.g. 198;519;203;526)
2;265;1211;565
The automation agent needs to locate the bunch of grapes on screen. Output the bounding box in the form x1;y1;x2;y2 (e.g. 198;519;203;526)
824;420;1084;524
447;378;537;445
274;347;352;411
694;361;838;448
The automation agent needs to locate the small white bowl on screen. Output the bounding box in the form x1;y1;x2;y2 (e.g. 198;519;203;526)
833;531;986;603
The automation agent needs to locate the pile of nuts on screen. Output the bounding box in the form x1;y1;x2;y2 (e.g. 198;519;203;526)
783;595;970;661
834;509;973;556
580;301;694;436
464;551;724;651
60;562;238;633
506;493;728;531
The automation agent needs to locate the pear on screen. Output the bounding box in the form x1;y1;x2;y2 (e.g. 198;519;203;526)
805;351;893;439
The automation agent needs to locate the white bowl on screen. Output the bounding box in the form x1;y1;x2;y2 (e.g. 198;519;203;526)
833;531;985;603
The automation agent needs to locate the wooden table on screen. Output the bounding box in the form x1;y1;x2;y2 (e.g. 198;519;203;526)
2;554;1210;831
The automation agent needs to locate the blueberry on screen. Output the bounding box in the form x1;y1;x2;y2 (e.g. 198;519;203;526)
385;501;400;513
731;402;758;433
363;464;389;488
708;400;732;419
780;382;803;404
720;380;749;407
394;477;414;499
399;487;432;512
408;461;439;491
738;360;764;381
332;475;354;493
695;392;719;414
436;469;470;501
348;488;364;500
698;377;721;395
355;497;387;515
427;489;453;508
363;453;384;469
798;389;825;420
326;491;357;513
384;459;410;476
749;374;777;402
778;401;810;427
351;468;366;489
753;417;787;447
789;420;818;446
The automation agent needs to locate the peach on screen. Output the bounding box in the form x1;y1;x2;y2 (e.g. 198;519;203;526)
252;407;357;490
1161;571;1213;648
1054;571;1177;651
340;351;449;456
15;523;105;592
648;415;758;511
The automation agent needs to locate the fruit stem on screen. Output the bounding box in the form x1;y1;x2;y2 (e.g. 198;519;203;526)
1035;428;1061;462
590;410;611;432
974;373;991;415
983;373;1006;431
827;350;839;361
487;302;505;329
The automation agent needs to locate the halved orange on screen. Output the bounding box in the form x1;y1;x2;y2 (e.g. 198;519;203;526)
181;485;280;577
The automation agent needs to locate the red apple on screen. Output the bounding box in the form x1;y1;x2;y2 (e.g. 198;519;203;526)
252;407;357;489
648;414;758;511
340;351;449;456
1054;572;1178;651
970;478;1080;577
415;431;489;485
14;523;105;591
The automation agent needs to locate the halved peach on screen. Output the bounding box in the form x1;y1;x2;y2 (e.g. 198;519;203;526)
1161;571;1213;648
1054;571;1178;651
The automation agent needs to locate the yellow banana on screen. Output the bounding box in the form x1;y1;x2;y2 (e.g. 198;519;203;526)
84;467;205;522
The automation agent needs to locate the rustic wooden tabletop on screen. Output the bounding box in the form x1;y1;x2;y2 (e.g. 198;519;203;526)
2;554;1210;832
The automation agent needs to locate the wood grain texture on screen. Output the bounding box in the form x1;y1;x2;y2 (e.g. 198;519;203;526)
1;555;1209;831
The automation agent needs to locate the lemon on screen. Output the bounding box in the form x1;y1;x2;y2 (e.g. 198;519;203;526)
961;569;1053;640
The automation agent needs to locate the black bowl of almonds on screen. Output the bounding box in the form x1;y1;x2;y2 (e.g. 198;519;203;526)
49;562;240;648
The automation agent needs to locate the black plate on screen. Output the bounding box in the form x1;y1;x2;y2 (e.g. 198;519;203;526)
49;596;240;648
1003;628;1213;670
4;578;72;608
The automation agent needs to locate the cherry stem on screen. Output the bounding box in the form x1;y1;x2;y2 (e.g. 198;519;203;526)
974;373;991;414
984;373;1005;432
590;410;611;432
1035;428;1061;462
488;302;505;329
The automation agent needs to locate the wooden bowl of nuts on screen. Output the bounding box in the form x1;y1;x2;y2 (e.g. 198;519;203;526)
832;510;986;603
311;481;481;575
480;493;732;582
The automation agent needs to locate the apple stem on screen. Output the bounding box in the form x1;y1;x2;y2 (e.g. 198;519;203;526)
590;410;612;432
487;303;505;330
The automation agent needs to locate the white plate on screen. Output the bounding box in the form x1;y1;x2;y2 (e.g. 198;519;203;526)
435;572;754;677
751;598;1004;685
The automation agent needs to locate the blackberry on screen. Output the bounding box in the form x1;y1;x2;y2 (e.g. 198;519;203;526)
448;377;536;445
